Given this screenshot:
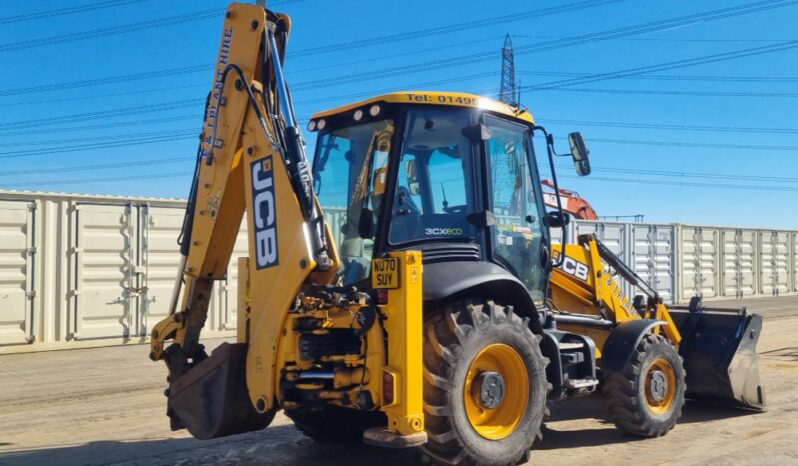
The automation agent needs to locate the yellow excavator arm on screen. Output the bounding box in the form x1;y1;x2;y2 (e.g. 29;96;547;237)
149;1;339;436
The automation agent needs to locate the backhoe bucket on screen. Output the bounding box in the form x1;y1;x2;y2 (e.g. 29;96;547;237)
668;299;765;410
166;342;274;439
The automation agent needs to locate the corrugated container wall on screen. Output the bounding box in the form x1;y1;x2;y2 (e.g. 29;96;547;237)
2;191;797;352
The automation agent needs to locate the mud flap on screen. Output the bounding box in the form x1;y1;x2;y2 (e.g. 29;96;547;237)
165;342;275;439
669;298;766;410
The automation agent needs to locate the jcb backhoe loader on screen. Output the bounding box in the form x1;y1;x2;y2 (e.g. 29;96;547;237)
148;3;765;465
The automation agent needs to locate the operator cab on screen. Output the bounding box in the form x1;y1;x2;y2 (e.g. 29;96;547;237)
309;91;588;304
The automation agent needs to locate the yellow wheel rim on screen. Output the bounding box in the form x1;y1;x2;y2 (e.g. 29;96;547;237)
644;357;677;415
464;343;529;440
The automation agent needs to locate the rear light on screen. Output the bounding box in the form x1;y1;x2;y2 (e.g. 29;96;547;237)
383;370;395;405
376;289;389;304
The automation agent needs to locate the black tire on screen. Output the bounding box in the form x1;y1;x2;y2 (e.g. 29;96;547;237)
285;405;386;443
603;334;686;437
421;300;549;466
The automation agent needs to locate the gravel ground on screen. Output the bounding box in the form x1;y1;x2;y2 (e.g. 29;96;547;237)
1;296;796;466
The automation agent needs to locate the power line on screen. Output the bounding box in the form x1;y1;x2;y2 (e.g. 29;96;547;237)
540;118;798;134
518;70;798;83
291;34;505;74
524;40;798;92
0;0;303;53
0;83;208;107
283;0;798;91
6;0;786;98
537;87;798;98
290;0;627;57
0;10;219;53
0;98;203;130
513;33;798;44
588;137;798;151
0;134;196;158
0;157;192;177
0;64;211;97
587;165;798;183
559;174;798;192
0;1;616;96
0;129;195;148
0;115;199;137
0;36;502;107
294;72;499;107
0;0;150;25
1;172;192;188
552;163;798;183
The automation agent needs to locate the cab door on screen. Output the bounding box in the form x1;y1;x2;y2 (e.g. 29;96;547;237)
484;115;549;302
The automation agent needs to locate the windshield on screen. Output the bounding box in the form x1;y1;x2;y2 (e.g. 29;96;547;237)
390;108;477;244
313;119;394;285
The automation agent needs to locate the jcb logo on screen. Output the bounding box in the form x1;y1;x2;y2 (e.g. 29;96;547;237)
560;256;589;281
251;157;279;269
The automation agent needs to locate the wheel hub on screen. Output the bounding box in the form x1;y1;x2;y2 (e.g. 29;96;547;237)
477;371;506;409
649;369;668;402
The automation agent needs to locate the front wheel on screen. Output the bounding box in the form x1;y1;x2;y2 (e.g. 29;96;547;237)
603;334;686;437
421;300;549;466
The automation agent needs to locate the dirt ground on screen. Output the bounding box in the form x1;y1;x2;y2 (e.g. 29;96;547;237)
1;296;796;466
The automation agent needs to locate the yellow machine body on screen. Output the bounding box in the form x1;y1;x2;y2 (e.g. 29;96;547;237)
147;2;762;460
549;237;681;356
550;234;764;410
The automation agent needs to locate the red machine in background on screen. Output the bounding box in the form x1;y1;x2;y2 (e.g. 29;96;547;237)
542;179;598;220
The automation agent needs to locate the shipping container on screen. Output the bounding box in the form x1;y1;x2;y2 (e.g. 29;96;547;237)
3;190;798;352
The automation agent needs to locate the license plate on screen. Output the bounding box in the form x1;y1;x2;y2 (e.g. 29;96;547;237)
372;257;399;289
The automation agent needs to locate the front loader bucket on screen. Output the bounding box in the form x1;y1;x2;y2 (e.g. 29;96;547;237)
669;299;766;410
166;342;274;439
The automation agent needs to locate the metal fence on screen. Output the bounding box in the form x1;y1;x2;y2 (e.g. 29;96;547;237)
2;190;797;352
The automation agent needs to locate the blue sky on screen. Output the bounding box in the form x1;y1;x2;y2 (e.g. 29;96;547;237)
1;0;797;228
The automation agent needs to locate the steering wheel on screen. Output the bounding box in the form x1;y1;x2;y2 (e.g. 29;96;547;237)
443;204;467;214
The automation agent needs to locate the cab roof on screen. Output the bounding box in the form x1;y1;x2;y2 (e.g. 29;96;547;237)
310;91;534;124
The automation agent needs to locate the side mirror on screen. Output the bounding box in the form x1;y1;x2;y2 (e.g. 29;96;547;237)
544;211;571;228
568;132;591;177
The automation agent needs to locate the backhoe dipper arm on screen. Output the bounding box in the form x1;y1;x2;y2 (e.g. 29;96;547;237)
149;2;336;395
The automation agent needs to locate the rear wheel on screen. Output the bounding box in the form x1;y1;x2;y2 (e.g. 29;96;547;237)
422;300;549;466
285;405;385;443
603;334;685;437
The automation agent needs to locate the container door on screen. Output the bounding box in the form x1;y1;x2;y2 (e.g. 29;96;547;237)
0;200;36;345
720;229;757;298
630;224;675;303
794;233;798;292
70;203;136;340
680;226;719;300
760;231;791;296
138;204;185;336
